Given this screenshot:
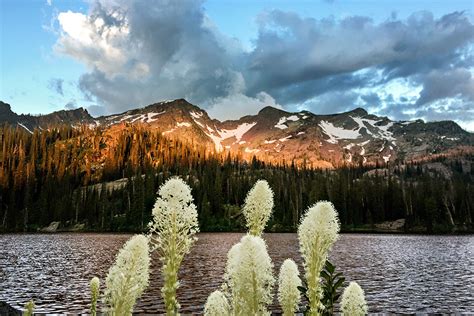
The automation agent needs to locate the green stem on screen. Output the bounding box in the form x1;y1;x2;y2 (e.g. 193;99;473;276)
251;267;258;314
164;208;179;316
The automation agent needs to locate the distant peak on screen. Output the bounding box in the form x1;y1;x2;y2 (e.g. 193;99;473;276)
146;98;196;110
0;101;13;113
69;107;89;114
347;107;368;116
258;106;288;116
160;98;191;105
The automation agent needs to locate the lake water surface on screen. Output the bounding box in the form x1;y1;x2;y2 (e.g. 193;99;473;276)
0;233;473;314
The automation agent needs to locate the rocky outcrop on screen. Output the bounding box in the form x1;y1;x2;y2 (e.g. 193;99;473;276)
374;219;406;232
1;99;472;168
40;221;60;233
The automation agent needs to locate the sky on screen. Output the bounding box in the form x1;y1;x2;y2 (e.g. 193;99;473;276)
1;0;473;131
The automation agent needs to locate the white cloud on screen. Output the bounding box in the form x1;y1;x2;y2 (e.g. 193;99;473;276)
56;9;148;80
458;120;474;132
53;1;474;130
207;92;282;120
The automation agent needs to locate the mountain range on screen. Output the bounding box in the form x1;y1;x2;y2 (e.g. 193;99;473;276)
1;99;472;168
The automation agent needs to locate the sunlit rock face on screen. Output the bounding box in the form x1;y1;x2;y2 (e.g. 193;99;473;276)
1;98;472;168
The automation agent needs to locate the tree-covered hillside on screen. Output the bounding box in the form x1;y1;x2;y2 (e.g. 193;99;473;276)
0;124;472;233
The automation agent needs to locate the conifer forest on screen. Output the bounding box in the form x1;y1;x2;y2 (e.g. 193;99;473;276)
1;124;472;233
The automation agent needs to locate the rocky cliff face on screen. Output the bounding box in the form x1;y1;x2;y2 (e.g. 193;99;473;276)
0;101;94;133
2;99;472;167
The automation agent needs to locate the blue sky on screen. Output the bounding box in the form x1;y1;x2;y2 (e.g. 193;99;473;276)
1;0;473;130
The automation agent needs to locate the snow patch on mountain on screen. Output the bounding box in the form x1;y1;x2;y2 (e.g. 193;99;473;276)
205;122;257;152
245;147;259;153
377;122;395;140
279;135;292;142
319;120;361;144
219;122;256;142
344;143;355;150
18;122;33;134
177;122;191;127
350;116;396;141
146;111;165;122
275;115;299;129
105;111;165;125
190;111;203;119
162;128;176;135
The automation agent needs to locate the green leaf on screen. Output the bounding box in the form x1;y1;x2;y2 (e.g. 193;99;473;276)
334;272;344;278
325;260;335;273
334;277;345;289
320;270;330;280
297;285;307;293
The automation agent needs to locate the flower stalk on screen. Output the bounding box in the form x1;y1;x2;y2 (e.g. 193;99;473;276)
341;281;368;316
223;234;274;315
148;177;199;315
278;259;302;316
90;277;100;316
204;290;230;316
242;180;274;236
23;300;34;316
297;201;340;316
104;234;150;315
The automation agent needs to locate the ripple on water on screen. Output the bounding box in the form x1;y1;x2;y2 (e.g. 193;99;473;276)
0;233;473;314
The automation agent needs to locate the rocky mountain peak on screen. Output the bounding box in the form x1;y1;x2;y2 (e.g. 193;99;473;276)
257;106;289;117
0;101;12;113
347;107;368;117
0;101;19;124
0;99;471;167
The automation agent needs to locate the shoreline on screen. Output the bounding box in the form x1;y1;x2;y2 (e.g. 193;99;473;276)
0;302;20;316
1;230;473;235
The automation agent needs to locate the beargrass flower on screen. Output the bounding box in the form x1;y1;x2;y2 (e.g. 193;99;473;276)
23;300;34;316
104;234;150;315
278;259;302;316
341;282;368;316
297;201;340;316
223;242;242;294
224;234;274;315
204;290;231;316
148;177;199;315
90;277;100;316
243;180;274;236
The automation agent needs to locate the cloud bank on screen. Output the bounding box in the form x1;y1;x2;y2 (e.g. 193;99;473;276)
54;0;474;130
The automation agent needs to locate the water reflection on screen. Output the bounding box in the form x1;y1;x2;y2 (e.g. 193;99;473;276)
0;233;472;314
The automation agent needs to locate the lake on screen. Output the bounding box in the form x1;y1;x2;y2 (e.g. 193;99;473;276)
0;233;473;314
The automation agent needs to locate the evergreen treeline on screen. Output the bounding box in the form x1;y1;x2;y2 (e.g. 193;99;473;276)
0;124;472;233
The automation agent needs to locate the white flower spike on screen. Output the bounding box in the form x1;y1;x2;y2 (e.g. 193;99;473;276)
148;177;199;315
297;201;340;316
341;281;368;316
243;180;274;236
224;234;274;315
104;234;150;315
204;290;231;316
90;276;100;316
278;259;302;316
